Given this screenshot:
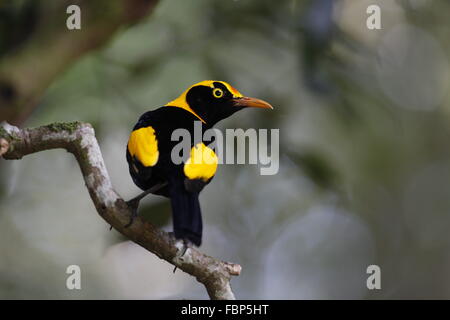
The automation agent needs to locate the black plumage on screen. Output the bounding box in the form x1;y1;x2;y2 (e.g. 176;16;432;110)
126;80;272;246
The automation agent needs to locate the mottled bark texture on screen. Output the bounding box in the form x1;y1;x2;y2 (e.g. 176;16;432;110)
0;121;241;300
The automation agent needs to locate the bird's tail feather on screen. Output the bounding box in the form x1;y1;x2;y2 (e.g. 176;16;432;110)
169;183;202;246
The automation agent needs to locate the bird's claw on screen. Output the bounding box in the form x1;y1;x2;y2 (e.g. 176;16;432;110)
124;184;167;228
124;198;140;228
180;239;190;256
172;238;192;273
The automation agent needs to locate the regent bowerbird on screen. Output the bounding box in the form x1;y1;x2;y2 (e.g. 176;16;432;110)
126;80;273;247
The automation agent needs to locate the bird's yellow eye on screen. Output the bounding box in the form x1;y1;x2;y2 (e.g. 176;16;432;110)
212;88;224;99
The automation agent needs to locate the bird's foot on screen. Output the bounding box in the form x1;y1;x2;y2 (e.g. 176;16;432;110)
180;238;191;256
124;197;140;228
172;237;192;273
168;233;192;255
167;231;176;241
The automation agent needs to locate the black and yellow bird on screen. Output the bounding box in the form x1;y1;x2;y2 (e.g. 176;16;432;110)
126;80;273;246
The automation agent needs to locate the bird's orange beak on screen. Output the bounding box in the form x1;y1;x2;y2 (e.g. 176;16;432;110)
232;97;273;109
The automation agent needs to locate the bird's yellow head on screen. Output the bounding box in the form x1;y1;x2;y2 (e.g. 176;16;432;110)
165;80;273;125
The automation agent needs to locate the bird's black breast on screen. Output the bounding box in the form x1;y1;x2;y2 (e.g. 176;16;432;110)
126;107;207;195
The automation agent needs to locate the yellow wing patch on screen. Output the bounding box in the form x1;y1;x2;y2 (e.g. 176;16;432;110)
184;143;218;181
127;127;159;167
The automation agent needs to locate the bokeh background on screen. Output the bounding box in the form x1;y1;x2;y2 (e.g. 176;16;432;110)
1;0;450;299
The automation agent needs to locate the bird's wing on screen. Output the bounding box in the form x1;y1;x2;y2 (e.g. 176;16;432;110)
127;126;159;168
183;142;218;193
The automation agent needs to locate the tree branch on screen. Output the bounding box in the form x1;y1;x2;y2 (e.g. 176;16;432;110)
0;121;241;300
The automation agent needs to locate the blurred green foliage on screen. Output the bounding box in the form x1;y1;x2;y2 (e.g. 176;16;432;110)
1;0;450;299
